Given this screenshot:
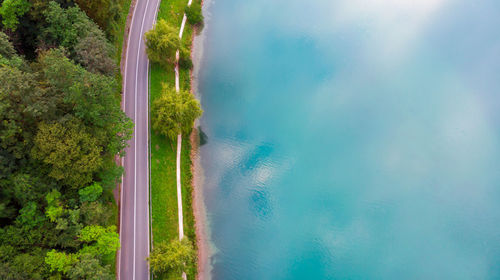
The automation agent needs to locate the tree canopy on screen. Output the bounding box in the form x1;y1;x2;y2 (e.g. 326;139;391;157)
148;238;196;276
152;84;202;140
0;0;30;31
32;119;103;188
0;0;131;276
145;19;182;67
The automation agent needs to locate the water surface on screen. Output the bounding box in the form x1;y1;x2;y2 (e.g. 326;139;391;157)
197;0;500;278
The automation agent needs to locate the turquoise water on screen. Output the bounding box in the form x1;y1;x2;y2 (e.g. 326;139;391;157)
197;0;500;278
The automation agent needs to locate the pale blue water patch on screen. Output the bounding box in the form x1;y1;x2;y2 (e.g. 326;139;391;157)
197;0;500;279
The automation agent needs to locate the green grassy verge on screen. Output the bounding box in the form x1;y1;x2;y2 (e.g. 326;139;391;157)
150;0;199;279
115;0;133;62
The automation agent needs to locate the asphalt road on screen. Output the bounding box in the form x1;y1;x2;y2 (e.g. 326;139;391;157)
119;0;160;278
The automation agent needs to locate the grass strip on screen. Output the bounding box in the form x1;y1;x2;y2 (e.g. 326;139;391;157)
150;0;199;279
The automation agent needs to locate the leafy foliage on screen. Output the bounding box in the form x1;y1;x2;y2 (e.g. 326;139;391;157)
40;1;104;53
145;19;182;67
148;238;196;275
67;253;114;280
31;119;103;188
79;225;120;257
185;2;204;27
0;32;16;58
0;0;131;276
0;0;30;31
152;84;202;140
0;65;52;159
75;32;117;76
79;182;103;202
74;0;122;38
45;250;78;273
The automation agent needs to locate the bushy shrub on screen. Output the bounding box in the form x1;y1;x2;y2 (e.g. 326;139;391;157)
185;2;204;27
179;47;193;69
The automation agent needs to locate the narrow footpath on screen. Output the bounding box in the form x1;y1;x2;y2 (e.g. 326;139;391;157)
174;1;194;279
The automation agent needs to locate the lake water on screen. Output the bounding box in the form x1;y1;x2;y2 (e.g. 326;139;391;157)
196;0;500;278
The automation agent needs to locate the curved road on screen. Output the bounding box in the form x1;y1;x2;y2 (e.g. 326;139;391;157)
119;0;160;278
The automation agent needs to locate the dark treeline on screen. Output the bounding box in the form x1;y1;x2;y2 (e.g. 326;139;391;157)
0;0;131;279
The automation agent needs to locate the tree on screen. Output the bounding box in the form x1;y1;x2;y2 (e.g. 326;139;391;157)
44;250;78;273
0;1;129;277
185;2;204;27
74;0;121;38
0;32;16;59
67;253;113;280
80;201;112;226
0;65;52;159
79;225;120;258
78;182;103;202
31;119;103;188
41;1;104;52
0;0;30;31
148;238;196;275
45;190;63;222
15;202;45;229
152;84;202;140
38;48;133;156
145;19;181;67
75;33;117;76
0;248;49;279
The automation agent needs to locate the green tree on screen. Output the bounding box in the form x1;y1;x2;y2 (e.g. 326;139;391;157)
0;32;16;59
74;0;121;38
145;19;181;67
185;2;204;27
45;190;63;222
67;253;113;280
44;250;78;273
15;202;45;229
79;225;120;257
80;201;112;226
75;33;117;76
152;84;202;140
31;119;103;188
38;48;133;156
78;182;103;202
0;248;49;279
41;1;104;52
0;0;30;31
0;65;53;159
148;238;196;275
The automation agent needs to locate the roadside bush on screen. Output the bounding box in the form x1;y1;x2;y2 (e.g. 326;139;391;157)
184;1;204;27
185;2;204;28
179;47;193;69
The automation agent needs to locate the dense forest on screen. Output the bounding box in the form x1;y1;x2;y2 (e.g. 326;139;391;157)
0;0;131;278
